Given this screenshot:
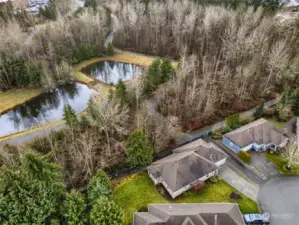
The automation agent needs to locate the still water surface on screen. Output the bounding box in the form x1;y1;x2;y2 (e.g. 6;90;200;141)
0;83;93;137
81;61;142;84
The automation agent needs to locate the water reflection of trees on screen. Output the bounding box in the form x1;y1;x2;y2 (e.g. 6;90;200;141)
84;62;141;84
4;83;81;131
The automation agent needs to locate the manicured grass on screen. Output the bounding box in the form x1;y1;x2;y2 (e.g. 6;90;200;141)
0;88;41;114
265;153;299;175
267;119;285;129
112;173;259;225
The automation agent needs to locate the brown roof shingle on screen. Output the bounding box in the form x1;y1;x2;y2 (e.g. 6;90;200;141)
224;118;287;148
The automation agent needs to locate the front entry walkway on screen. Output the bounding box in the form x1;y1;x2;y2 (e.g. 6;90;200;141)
218;164;260;201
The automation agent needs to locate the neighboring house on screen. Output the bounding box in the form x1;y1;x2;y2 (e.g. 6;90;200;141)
147;139;228;199
133;203;245;225
223;118;289;153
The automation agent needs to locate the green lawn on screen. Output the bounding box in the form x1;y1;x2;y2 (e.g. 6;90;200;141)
267;119;285;129
265;153;299;175
112;173;259;225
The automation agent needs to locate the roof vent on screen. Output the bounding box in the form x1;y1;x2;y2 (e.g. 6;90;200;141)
214;214;217;225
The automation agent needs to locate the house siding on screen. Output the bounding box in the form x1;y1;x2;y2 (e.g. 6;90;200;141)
223;137;241;153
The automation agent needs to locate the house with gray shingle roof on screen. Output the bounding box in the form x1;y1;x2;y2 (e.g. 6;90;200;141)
223;118;289;153
147;139;227;198
133;203;245;225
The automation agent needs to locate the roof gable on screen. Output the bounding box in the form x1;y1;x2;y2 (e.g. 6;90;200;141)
224;118;287;147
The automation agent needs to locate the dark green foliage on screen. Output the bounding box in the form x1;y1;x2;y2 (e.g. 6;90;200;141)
84;0;99;11
144;58;174;94
58;44;103;64
0;150;65;225
70;44;104;64
126;129;153;168
291;91;299;116
115;80;127;105
0;54;42;89
160;57;174;83
63;104;78;127
238;151;252;164
39;0;57;20
62;190;87;225
226;114;241;129
88;171;111;205
107;42;114;55
50;219;60;225
253;99;265;119
90;197;124;225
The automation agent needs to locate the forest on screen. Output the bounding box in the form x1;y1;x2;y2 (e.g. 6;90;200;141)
0;0;299;224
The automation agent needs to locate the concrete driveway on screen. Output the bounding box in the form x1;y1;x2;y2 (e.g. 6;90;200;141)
259;176;299;225
218;164;260;201
250;151;278;179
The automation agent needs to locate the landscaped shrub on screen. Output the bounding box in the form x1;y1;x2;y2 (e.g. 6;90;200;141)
209;176;219;184
90;197;124;225
88;171;111;205
238;151;252;164
226;114;241;129
62;190;87;225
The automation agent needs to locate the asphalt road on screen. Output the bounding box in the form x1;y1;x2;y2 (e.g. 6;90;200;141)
259;176;299;225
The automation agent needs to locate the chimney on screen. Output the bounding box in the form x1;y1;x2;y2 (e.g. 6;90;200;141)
214;214;217;225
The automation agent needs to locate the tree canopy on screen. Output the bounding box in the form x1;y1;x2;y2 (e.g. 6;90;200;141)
125;129;154;168
88;170;111;205
90;197;124;225
0;150;65;225
62;190;87;225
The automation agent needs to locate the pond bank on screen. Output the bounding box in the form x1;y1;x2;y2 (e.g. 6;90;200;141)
0;50;161;144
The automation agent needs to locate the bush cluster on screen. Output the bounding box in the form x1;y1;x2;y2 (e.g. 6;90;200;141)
238;151;252;164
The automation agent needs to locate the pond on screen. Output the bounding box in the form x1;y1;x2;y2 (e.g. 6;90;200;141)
0;83;94;137
81;61;142;85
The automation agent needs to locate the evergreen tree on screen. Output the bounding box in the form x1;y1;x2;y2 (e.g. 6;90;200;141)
107;42;114;56
115;80;127;105
253;99;265;119
125;129;153;168
62;190;87;225
0;150;65;225
160;57;173;82
88;171;111;205
291;90;299;116
144;59;161;93
143;58;174;94
90;197;124;225
63;104;78;127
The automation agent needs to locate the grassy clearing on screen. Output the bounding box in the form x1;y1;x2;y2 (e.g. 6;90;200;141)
112;172;259;225
0;88;42;114
265;153;299;175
